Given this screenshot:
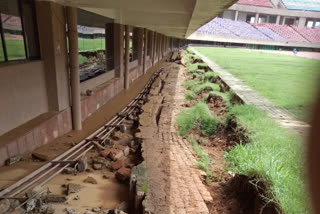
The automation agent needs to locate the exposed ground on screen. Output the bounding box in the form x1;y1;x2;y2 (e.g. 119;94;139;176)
193;47;320;122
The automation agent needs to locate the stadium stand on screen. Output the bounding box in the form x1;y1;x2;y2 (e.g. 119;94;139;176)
197;18;237;37
255;26;287;41
212;18;271;40
280;0;320;12
291;25;320;42
237;0;273;8
257;23;308;41
197;17;320;43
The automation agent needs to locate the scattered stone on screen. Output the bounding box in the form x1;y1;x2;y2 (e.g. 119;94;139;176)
74;195;80;200
5;155;23;166
0;199;10;213
10;207;26;214
32;152;49;161
25;199;36;212
103;173;110;179
65;208;77;214
63;167;76;174
92;207;101;212
84;211;95;214
77;158;88;172
115;167;131;183
9;199;20;209
116;201;129;212
42;194;68;203
38;203;55;214
109;149;124;161
26;186;44;199
123;146;130;156
84;176;98;184
93;163;103;170
67;183;82;195
86;168;93;173
111;158;125;171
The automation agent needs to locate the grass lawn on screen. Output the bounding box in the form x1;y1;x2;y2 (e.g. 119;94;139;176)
78;38;105;51
226;104;309;213
193;47;320;122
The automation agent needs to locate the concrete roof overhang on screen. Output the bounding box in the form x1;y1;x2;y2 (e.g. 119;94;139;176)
43;0;237;38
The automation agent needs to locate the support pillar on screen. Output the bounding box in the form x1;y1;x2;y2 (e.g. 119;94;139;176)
114;23;124;77
152;32;157;65
235;10;239;21
298;17;307;27
276;15;280;25
105;23;114;71
143;29;148;74
158;34;161;61
137;28;143;74
124;25;130;89
255;13;259;24
66;7;81;130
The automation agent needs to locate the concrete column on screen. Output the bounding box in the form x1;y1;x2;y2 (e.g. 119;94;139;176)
235;10;239;21
36;2;69;112
158;34;162;61
66;7;81;130
276;15;280;25
124;25;130;89
113;23;124;77
171;37;173;50
137;28;143;73
132;28;139;61
255;13;260;24
143;29;148;74
105;23;114;71
282;17;286;25
152;32;156;65
298;17;307;27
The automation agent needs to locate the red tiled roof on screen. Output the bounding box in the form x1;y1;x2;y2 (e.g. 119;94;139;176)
237;0;273;7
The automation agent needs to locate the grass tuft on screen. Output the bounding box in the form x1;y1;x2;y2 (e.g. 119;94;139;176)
176;102;220;136
191;82;220;94
185;90;195;101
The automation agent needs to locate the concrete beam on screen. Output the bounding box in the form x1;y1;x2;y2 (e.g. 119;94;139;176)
66;7;82;130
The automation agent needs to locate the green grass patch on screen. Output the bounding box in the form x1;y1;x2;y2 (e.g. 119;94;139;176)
225;104;309;213
185;90;195;101
182;79;201;89
79;55;88;65
194;47;320;122
187;136;212;184
191;82;220;94
203;91;232;106
176;102;220;136
78;38;105;51
204;71;219;82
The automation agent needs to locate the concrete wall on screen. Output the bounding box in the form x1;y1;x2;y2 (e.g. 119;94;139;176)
0;61;49;136
238;11;247;22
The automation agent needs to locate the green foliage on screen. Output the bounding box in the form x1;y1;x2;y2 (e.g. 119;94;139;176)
191;82;220;94
204;71;219;82
194;47;320;122
176;102;220;136
225;105;310;214
187;136;212;184
79;54;88;65
182;79;201;89
185;90;195;101
203;91;232;107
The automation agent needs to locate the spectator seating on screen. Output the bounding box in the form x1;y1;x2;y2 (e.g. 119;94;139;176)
257;23;308;42
291;25;320;42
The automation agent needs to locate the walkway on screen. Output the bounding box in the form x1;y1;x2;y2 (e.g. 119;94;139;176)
139;63;212;214
191;48;310;136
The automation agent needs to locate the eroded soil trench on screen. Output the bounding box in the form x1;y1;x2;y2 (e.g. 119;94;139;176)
177;50;279;214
